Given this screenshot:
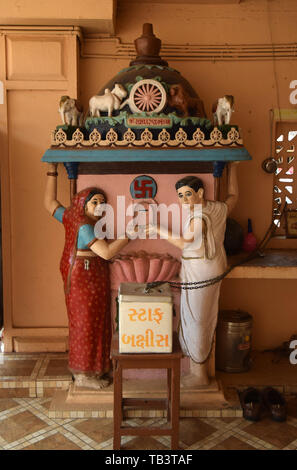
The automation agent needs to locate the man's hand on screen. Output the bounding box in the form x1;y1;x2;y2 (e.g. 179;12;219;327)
145;223;158;238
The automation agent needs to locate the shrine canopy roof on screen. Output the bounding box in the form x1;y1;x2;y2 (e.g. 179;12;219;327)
42;23;252;167
42;147;251;163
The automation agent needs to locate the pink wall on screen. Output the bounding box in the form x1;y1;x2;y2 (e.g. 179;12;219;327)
78;173;214;258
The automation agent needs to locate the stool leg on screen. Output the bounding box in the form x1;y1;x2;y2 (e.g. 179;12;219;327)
167;368;171;422
171;360;180;450
113;360;122;450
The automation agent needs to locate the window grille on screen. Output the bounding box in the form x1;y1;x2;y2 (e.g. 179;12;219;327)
272;122;297;236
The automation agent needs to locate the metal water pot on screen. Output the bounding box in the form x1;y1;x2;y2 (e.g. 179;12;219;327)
216;309;253;373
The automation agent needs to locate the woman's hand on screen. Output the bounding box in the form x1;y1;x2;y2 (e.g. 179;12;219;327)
126;223;140;238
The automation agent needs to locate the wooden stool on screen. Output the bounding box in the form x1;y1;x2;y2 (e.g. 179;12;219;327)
111;331;182;450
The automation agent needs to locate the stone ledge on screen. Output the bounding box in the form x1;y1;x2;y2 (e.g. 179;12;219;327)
48;377;233;418
13;336;68;353
49;388;242;419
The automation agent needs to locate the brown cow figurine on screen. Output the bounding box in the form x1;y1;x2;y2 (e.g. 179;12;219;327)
167;84;206;118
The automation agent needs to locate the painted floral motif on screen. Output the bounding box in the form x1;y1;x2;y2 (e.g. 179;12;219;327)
123;128;136;143
141;128;153;142
106;128;118;143
227;128;240;142
51;125;243;148
72;128;84;143
159;128;170;143
175;128;187;143
55;129;67;144
89;128;102;144
193;128;205;143
210;127;223;143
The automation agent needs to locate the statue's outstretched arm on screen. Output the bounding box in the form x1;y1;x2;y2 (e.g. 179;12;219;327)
224;162;239;215
44;163;62;215
90;237;130;260
145;219;205;251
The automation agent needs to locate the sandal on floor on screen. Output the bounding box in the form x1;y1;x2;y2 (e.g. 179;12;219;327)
238;387;263;422
262;387;287;422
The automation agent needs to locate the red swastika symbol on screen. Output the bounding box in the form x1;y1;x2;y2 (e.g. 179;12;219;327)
133;179;154;198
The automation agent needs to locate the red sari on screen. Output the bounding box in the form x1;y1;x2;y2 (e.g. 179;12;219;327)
60;188;111;375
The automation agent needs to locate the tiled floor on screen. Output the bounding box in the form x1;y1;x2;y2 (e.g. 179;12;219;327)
0;396;296;450
0;353;71;398
0;349;296;450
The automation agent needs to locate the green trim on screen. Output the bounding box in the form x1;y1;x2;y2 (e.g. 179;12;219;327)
85;113;127;128
85;111;214;130
170;113;212;128
56;124;81;131
124;75;170;93
117;64;181;75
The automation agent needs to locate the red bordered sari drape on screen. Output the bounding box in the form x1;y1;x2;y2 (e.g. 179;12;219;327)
60;188;111;375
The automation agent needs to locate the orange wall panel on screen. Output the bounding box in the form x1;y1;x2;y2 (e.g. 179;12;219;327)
0;30;78;349
7;90;69;328
6;37;66;81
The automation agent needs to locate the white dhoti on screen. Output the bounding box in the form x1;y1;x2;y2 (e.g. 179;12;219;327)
179;200;228;364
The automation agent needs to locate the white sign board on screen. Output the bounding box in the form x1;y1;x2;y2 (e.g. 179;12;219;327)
119;301;173;353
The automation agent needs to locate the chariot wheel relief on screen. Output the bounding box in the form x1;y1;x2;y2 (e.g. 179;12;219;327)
129;79;167;114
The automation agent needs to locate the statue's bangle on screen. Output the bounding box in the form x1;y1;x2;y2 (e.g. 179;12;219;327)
47;172;58;176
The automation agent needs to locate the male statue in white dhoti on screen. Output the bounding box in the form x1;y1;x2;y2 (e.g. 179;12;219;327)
146;163;239;386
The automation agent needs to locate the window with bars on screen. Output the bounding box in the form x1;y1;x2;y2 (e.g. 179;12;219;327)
272;123;297;236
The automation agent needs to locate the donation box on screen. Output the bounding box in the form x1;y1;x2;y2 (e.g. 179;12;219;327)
118;282;173;353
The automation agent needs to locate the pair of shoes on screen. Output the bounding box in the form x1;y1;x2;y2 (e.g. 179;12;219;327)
239;387;263;421
262;387;287;422
238;387;287;422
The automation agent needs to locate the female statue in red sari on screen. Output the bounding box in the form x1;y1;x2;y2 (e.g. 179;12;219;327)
44;164;129;389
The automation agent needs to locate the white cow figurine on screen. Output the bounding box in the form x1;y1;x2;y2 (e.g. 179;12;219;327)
59;96;83;126
89;83;127;117
212;95;234;126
